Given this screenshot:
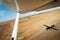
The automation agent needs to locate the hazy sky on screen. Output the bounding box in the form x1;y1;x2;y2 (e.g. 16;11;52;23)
0;2;17;22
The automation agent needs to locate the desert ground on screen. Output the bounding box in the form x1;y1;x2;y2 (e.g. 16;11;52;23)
0;8;60;40
0;21;15;40
18;9;60;40
0;9;60;40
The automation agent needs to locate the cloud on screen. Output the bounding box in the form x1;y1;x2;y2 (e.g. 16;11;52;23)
0;10;6;16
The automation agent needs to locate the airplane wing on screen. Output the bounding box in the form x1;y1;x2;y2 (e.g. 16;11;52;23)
51;25;56;27
44;25;49;27
52;28;58;30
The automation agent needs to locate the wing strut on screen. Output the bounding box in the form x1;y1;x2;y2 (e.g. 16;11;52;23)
11;0;20;40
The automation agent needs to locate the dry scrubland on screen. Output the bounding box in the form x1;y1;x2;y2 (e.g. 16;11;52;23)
0;21;14;40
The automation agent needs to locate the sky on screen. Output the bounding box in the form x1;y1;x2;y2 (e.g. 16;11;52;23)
0;2;17;23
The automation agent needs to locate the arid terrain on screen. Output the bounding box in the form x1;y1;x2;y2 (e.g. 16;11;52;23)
0;9;60;40
0;21;14;40
0;0;60;40
18;9;60;40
